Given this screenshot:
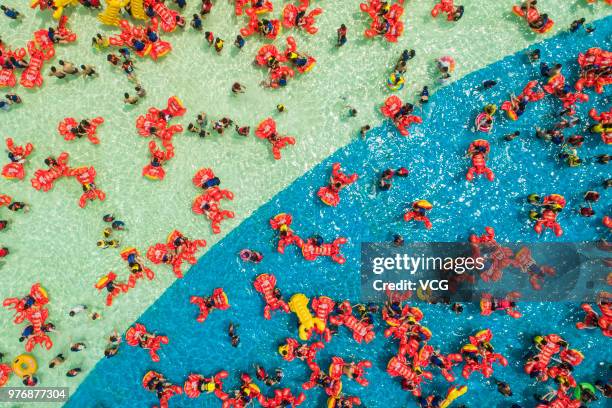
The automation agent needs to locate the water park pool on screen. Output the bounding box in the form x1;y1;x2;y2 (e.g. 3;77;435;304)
0;1;611;408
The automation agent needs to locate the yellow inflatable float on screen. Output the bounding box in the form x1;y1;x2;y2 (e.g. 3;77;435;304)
288;294;325;341
440;385;467;408
98;0;146;26
31;0;79;20
12;354;37;378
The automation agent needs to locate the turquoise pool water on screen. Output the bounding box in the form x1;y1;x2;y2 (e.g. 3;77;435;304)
67;18;612;408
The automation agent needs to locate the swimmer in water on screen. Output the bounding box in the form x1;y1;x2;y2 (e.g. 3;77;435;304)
69;305;88;317
66;368;81;377
419;86;429;104
70;342;86;352
337;24;347;47
527;49;541;63
232;82;245;94
256;365;283;386
494;378;513;396
596;154;610;164
1;5;23;20
235;34;245;49
360;125;371;139
214;38;224;53
49;354;65;368
59;60;79;75
482;80;497;89
7;201;29;212
124;93;139;105
504;131;520;141
277;104;285;113
451;303;464;314
228;322;240;347
5;93;22;104
235;125;250;137
395;49;415;74
49;66;67;79
393;234;404;246
80;64;98;78
191;14;203;31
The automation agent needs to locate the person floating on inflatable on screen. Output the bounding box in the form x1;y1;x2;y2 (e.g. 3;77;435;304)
310;296;336;342
330;301;376;343
589;107;612;145
431;0;464;22
360;0;405;42
474;104;496;133
381;95;423;136
191;168;235;234
512;0;554;34
469;227;516;283
501;80;545;120
2;138;34;180
576;293;611;337
94;272;128;306
142;140;172;180
317;163;358;207
144;0;184;32
386;354;433;397
146;230;206;278
259;388;306;407
125;323;169;362
255;118;296;160
480;292;522;318
284;36;316;74
575;48;612;95
57;117;104;144
108;18;172;60
3;283;54;352
528;193;565;236
329;356;372;386
270;213;304;252
142;370;182;408
460;329;507;379
282;0;322;34
466;139;494;182
184;370;229;400
253;274;291;320
288;293;326;341
190;288;229;323
301;235;348;264
30;152;71;192
378;167;409;190
513;246;555;290
240;8;281;40
67;166;106;208
120;247;155;288
404;200;433;229
278;337;324;369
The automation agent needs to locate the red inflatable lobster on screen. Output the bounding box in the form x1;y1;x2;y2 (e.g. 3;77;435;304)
404;200;433;229
270;213;348;264
126;323;169;362
68;166;106;208
255;118;296;160
30;152;70;192
184;370;229;400
575;47;612;95
501;80;545;120
94;271;129;306
576;296;611;337
460;329;508;379
2;138;34;180
282;0;322;34
3;283;53;352
191;168;235;234
57;117;104;144
466;140;494;182
360;0;405;42
136;96;186;153
190;288;230;323
531;194;566;237
147;230;206;278
469;227;515;283
330;301;376;343
142;370;182;408
143;141;173;180
253;273;291;319
109;18;172;60
480;292;522;319
317;163;358;206
381;95;423;136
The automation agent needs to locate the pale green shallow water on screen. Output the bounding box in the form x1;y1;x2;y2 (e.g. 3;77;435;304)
0;0;610;402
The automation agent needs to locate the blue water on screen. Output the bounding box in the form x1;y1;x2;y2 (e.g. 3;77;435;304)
68;18;612;408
